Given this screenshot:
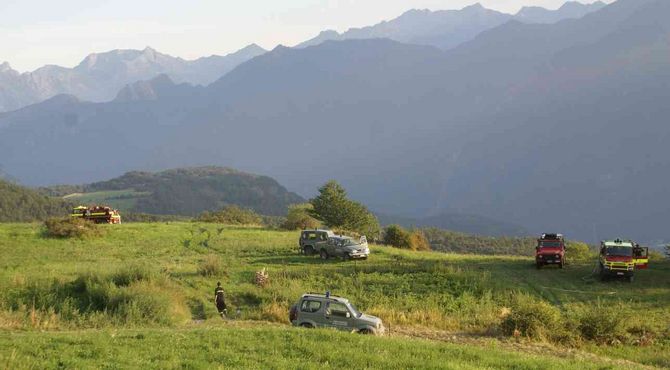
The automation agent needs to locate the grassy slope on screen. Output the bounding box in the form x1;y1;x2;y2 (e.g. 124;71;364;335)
63;189;149;212
0;326;647;370
1;223;668;368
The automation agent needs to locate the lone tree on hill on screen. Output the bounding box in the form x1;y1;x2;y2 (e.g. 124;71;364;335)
310;180;380;238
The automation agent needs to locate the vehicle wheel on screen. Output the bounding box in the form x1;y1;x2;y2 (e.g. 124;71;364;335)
300;323;314;329
343;254;350;262
304;246;314;256
559;260;565;269
320;250;329;260
359;328;373;335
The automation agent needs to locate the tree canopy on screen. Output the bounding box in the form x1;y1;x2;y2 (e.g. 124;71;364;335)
310;181;380;238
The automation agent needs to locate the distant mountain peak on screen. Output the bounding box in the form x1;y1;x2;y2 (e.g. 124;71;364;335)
559;1;605;11
141;46;158;59
272;44;291;52
239;43;265;53
0;62;13;73
463;3;486;11
318;30;340;37
515;1;607;23
114;74;179;102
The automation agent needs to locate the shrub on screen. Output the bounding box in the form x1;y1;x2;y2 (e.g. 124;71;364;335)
383;225;412;249
43;217;103;239
409;230;431;251
198;255;224;277
197;206;262;225
565;241;594;262
500;293;563;341
574;302;629;344
649;250;665;261
281;203;320;230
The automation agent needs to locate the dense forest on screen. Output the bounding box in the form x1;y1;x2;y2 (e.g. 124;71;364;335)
0;179;71;222
422;228;538;256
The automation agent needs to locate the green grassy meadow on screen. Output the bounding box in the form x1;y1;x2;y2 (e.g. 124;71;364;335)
1;223;668;368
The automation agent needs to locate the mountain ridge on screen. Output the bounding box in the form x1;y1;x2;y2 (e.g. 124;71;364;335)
0;44;266;112
296;1;607;49
41;166;305;217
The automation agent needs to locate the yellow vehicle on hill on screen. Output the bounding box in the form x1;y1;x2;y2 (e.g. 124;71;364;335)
71;205;122;224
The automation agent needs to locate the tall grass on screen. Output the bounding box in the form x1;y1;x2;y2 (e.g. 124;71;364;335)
0;265;189;329
1;222;669;366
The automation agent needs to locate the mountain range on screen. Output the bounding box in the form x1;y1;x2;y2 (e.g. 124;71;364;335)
296;1;606;49
0;2;604;113
0;44;266;112
0;0;668;242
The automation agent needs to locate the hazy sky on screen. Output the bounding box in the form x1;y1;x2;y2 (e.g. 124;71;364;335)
1;0;612;72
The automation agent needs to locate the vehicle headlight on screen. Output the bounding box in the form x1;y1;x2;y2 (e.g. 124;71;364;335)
538;255;543;258
555;255;559;258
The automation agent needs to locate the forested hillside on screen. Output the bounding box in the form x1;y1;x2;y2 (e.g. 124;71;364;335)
47;167;304;216
0;179;70;222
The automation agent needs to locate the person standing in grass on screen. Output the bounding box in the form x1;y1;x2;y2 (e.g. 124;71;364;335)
214;282;227;318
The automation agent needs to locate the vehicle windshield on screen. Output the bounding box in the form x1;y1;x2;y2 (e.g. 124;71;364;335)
539;241;561;248
606;247;633;257
342;238;360;247
348;303;362;318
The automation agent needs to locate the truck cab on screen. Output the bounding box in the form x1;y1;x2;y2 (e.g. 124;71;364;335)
599;239;636;282
535;233;565;269
70;205;121;224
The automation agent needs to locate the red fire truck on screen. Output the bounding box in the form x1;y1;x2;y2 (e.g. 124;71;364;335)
536;233;565;269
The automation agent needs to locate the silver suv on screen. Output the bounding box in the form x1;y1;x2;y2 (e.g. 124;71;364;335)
289;293;385;335
320;235;369;260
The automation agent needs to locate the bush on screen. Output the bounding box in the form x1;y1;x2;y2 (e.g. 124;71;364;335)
574;302;629;344
383;225;412;249
500;293;563;341
281;203;320;230
197;206;262;225
649;250;665;261
43;217;103;239
198;255;224;277
565;241;594;262
409;230;431;251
